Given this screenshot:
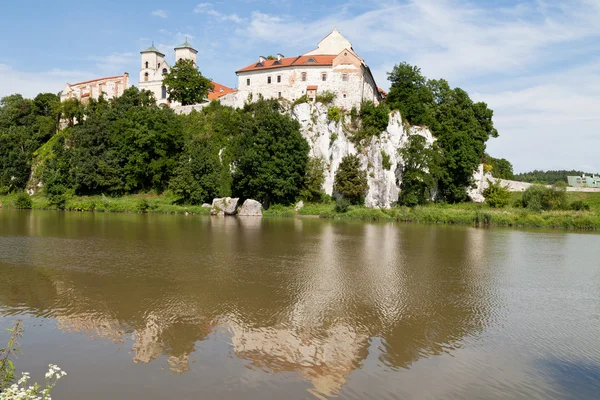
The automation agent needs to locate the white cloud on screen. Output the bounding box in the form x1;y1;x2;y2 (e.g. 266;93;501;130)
152;9;168;18
194;3;243;23
0;64;92;98
88;52;137;73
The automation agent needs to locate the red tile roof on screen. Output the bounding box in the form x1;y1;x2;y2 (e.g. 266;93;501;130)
236;55;337;73
68;75;127;87
208;81;236;101
306;85;318;90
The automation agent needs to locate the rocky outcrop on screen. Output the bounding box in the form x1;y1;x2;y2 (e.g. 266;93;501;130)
291;103;434;209
238;199;262;216
210;197;239;216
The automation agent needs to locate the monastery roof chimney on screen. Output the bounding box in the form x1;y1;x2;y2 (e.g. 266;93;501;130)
259;55;266;63
277;53;284;61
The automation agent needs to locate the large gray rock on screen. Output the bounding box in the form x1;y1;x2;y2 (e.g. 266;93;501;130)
238;199;262;216
210;197;239;216
294;200;304;211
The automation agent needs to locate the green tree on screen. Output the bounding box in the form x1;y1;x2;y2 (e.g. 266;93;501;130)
300;157;327;202
170;137;223;204
484;154;514;180
521;184;568;211
333;154;368;205
232;100;309;207
482;180;511;208
386;62;435;125
162;59;214;106
398;134;439;206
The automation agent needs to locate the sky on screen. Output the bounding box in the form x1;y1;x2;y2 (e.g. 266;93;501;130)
0;0;599;173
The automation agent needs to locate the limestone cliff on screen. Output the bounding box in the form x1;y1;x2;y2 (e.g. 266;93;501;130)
289;102;434;208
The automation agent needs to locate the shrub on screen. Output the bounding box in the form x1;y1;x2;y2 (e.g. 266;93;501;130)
293;95;310;107
13;192;32;209
482;180;511;208
135;198;150;212
300;157;327;203
522;184;568;211
333;154;368;205
316;91;336;105
327;106;342;122
381;151;392;170
360;101;389;132
0;186;9;196
334;196;350;213
570;200;590;211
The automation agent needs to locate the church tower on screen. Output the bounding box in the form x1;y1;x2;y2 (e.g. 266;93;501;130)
174;40;198;66
139;43;170;105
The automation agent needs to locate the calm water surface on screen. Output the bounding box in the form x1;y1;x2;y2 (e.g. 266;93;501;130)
0;210;599;399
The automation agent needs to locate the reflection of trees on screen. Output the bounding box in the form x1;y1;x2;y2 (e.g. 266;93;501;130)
0;212;497;397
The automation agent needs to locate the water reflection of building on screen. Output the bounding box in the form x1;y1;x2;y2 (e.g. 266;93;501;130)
0;215;496;397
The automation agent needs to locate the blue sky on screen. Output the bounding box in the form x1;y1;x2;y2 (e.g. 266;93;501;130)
1;0;599;173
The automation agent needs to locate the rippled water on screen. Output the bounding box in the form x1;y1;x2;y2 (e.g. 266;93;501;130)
0;210;599;399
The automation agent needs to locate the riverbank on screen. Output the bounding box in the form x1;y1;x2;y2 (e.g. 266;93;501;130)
2;192;600;230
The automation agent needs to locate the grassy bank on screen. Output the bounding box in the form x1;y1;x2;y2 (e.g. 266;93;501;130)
2;192;600;230
0;193;211;215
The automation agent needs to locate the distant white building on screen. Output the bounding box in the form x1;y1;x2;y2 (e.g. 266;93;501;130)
230;28;385;109
138;41;235;107
60;73;130;103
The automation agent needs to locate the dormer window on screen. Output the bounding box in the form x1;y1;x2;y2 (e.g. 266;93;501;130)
307;58;317;63
255;62;264;68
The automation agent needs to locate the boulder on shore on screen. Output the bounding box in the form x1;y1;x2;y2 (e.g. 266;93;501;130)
201;203;211;208
238;199;262;216
210;197;239;216
294;200;304;211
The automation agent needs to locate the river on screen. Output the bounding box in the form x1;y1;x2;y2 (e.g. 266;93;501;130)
0;210;599;399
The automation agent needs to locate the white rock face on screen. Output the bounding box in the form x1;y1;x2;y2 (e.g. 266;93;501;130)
210;197;239;216
291;103;434;209
238;199;262;216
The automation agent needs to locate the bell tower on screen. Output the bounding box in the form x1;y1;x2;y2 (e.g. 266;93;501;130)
174;39;198;66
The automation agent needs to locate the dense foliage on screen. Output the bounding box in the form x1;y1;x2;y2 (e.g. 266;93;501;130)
514;170;589;184
0;93;60;192
398;134;439;206
0;88;312;208
484;153;514;180
232;100;309;207
333;154;368;204
482;181;511;208
520;184;568;211
300;157;327;203
387;62;498;203
162;59;214;106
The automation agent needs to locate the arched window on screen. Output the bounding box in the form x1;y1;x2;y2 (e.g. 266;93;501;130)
145;61;149;69
158;62;161;68
144;72;149;82
162;68;168;75
301;72;307;82
161;86;167;99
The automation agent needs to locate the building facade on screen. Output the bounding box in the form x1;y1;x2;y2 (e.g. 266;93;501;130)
231;28;383;109
567;174;600;188
60;73;130;103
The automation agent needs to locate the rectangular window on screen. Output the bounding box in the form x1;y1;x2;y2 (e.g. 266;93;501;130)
267;76;272;84
321;73;327;81
301;72;307;82
246;78;251;86
278;92;282;98
277;75;281;83
342;73;348;82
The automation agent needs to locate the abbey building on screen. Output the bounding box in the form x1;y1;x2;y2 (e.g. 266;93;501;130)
61;28;383;110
